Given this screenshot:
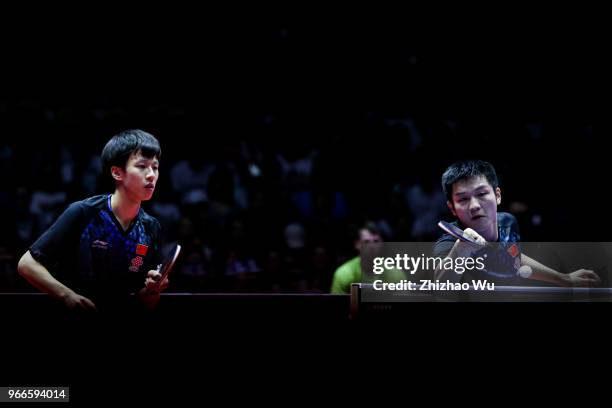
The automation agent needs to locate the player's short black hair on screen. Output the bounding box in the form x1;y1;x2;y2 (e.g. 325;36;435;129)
441;160;499;202
101;129;161;180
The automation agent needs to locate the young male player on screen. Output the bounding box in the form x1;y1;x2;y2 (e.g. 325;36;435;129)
434;160;600;286
18;129;169;311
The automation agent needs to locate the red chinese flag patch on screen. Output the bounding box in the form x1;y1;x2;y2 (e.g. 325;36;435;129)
507;244;519;258
136;244;149;256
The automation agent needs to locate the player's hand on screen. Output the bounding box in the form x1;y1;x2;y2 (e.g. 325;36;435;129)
63;292;97;311
451;228;486;258
566;269;601;287
144;269;169;294
463;228;486;245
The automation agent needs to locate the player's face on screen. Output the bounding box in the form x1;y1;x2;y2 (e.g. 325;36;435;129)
448;176;501;235
356;230;382;255
116;151;159;201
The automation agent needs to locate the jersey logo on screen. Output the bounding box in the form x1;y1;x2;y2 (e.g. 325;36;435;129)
136;244;149;256
129;256;144;272
92;240;109;250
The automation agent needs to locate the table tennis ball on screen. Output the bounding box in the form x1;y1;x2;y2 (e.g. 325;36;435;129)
517;265;533;278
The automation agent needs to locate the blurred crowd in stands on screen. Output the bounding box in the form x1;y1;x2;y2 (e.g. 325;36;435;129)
0;99;596;292
0;23;599;292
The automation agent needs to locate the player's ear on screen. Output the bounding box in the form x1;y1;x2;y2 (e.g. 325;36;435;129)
111;166;123;181
447;201;457;217
495;187;501;205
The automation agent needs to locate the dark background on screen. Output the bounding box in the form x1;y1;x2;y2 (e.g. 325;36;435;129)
0;10;599;293
0;8;605;403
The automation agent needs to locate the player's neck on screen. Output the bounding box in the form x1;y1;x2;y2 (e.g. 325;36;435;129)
110;190;140;230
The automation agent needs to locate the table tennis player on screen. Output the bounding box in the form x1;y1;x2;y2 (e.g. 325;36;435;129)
433;160;600;286
17;129;169;311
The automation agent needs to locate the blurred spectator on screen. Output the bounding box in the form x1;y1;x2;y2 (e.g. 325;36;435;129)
330;223;406;294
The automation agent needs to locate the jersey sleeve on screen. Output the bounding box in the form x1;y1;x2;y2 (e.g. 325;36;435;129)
29;202;87;269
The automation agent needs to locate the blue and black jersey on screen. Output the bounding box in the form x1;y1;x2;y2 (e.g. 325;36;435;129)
433;212;522;283
29;195;163;307
433;212;521;258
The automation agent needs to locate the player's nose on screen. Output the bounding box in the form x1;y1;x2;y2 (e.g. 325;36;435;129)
469;197;481;211
145;170;156;181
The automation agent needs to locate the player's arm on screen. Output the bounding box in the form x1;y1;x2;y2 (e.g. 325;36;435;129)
18;251;97;311
137;222;171;309
21;202;97;310
136;269;169;310
433;242;462;281
520;254;600;287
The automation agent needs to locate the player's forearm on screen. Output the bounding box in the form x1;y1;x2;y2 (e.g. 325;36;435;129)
521;254;570;286
17;251;76;300
433;242;465;281
136;288;161;310
434;265;462;282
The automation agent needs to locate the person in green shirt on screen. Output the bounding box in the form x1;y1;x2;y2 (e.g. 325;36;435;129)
330;223;405;294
